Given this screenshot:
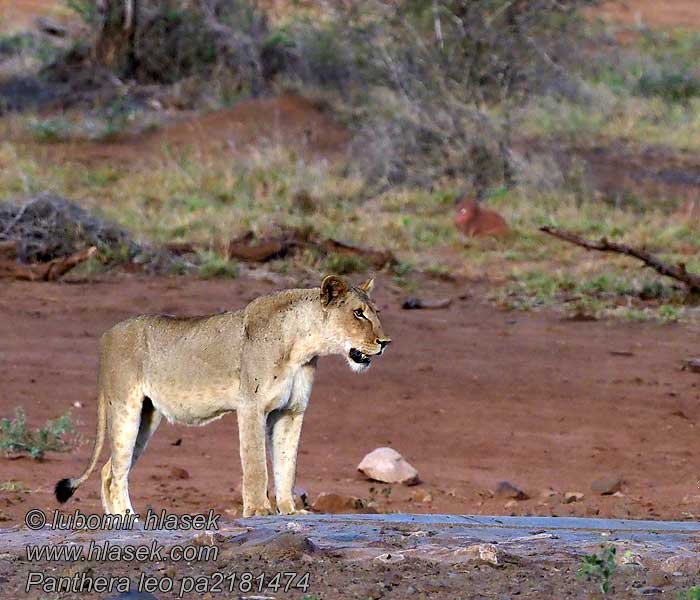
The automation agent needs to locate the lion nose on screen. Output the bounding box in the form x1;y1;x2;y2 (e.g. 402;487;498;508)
377;339;391;350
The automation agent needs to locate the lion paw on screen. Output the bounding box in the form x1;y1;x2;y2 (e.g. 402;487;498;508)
279;507;310;516
243;506;273;517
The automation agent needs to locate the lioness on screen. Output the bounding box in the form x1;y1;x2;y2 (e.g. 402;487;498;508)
55;275;391;517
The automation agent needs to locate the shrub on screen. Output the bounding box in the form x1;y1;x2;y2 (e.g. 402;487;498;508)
0;408;77;460
196;251;240;279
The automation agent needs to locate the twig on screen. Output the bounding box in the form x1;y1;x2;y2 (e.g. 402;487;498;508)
0;198;38;239
432;0;444;51
540;226;700;294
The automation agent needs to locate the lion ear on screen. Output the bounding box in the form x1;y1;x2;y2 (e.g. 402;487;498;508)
321;275;349;307
358;278;374;294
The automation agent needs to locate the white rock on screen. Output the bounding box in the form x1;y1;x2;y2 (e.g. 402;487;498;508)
357;447;419;485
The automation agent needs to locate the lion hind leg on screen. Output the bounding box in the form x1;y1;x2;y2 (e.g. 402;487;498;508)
100;459;114;514
106;389;143;516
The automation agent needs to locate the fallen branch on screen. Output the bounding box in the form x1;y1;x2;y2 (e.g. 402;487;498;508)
225;228;397;269
540;226;700;294
319;238;397;270
0;247;97;282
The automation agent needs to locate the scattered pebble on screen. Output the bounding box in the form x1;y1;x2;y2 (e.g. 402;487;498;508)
494;481;529;501
410;489;433;503
170;467;190;480
564;492;584;504
312;492;362;513
357;447;419;485
591;476;622;495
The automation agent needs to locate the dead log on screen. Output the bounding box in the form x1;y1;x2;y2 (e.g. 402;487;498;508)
540;226;700;294
0;247;97;282
402;297;452;310
227;231;292;262
215;227;396;269
320;239;397;270
226;229;311;263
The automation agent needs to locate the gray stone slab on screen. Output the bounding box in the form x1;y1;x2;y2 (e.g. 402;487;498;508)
3;513;700;571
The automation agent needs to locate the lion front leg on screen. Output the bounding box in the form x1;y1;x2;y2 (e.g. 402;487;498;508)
237;406;272;517
267;409;306;515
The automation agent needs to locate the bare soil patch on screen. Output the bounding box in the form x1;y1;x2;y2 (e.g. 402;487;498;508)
23;94;348;167
594;0;700;31
0;0;72;34
1;274;699;526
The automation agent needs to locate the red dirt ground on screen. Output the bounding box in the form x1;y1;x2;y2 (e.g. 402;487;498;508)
29;94;349;168
595;0;700;30
0;0;71;33
2;274;700;525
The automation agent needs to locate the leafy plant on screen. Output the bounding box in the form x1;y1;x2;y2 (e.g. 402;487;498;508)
0;408;77;460
28;116;71;143
322;252;369;275
659;304;682;324
577;545;617;595
196;251;239;279
679;586;700;600
64;0;100;26
0;480;29;493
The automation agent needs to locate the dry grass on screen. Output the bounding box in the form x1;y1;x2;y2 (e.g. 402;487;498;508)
2;139;699;320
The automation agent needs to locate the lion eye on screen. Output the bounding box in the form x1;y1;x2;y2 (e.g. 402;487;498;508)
354;309;365;320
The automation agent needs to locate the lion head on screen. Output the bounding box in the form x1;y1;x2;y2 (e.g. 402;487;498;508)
320;275;391;372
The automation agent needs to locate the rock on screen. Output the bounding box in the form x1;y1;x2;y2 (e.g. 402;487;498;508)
410;489;433;503
170;467;190;480
681;358;700;373
591;476;622;495
107;592;160;600
564;492;584;504
454;198;509;238
293;486;309;510
374;552;405;563
35;17;68;37
241;532;317;561
312;492;363;513
504;500;518;509
494;481;529;501
459;543;500;566
357;447;419;485
402;297;452;310
635;587;663;596
661;555;699;574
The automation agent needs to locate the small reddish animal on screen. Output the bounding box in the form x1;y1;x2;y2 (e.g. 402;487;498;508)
454;198;509;237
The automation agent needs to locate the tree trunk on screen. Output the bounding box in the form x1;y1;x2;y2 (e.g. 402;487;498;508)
94;0;138;75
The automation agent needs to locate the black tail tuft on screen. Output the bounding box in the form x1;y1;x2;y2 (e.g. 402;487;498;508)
55;478;75;503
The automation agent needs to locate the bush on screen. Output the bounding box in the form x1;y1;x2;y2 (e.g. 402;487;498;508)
636;68;700;102
57;0;596;190
0;194;138;263
0;408;77;460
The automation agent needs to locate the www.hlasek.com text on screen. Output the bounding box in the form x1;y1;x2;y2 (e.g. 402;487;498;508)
26;539;218;563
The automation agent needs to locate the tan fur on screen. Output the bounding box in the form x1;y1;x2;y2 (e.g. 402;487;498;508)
55;276;390;517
